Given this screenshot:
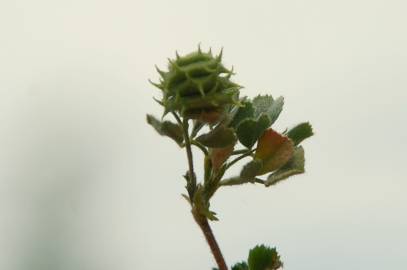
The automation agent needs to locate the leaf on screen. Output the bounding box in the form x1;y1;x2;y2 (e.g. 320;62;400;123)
196;125;237;148
252;95;284;126
181;193;191;204
234;95;284;149
193;186;218;221
219;176;247;186
210;145;234;171
219;159;262;186
231;261;249;270
240;159;263;180
196;109;224;124
255;129;294;175
286;122;314;145
205;210;218;221
204;155;213;184
146;114;184;145
265;146;305;187
236;114;270;148
183;171;196;199
248;245;283;270
230;101;254;128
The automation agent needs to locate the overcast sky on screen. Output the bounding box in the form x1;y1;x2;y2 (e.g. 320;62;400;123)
1;0;406;269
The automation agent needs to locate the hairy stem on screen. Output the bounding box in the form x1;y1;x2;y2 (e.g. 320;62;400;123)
191;140;209;155
193;210;228;270
173;113;197;197
225;148;256;170
182;119;197;196
174;113;228;269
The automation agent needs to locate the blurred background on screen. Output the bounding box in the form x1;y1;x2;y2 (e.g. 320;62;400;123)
1;0;406;269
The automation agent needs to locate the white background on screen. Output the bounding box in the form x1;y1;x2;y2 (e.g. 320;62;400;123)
1;0;406;269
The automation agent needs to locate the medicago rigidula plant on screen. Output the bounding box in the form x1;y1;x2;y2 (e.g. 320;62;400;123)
146;46;313;270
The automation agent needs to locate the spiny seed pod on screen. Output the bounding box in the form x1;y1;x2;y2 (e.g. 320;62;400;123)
150;47;242;123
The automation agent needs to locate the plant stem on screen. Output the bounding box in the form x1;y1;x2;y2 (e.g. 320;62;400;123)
174;112;228;269
231;149;249;155
182;119;197;195
191;140;209;155
225;148;256;170
173;113;197;197
193;211;228;270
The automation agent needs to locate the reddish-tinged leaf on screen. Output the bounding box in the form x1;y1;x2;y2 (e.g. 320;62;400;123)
255;129;294;175
210;145;234;171
198;110;223;124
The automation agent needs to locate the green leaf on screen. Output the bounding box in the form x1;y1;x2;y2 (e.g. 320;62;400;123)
231;261;249;270
248;245;282;270
252;95;284;126
233;95;285;149
286;122;314;145
240;159;263;180
183;171;196;199
219;159;263;186
196;125;237;148
265;146;305;187
146;114;184;145
230;101;254;128
193;186;218;221
236;114;270;148
255;129;294;175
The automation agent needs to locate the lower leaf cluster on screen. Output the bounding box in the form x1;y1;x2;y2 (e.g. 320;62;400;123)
213;245;282;270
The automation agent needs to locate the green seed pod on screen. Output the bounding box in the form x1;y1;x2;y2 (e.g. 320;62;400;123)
151;47;242;123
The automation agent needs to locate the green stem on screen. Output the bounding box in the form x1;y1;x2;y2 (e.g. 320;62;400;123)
219;176;265;187
173;113;197;197
191;140;209;155
225;149;256;170
173;112;228;270
231;149;249;155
